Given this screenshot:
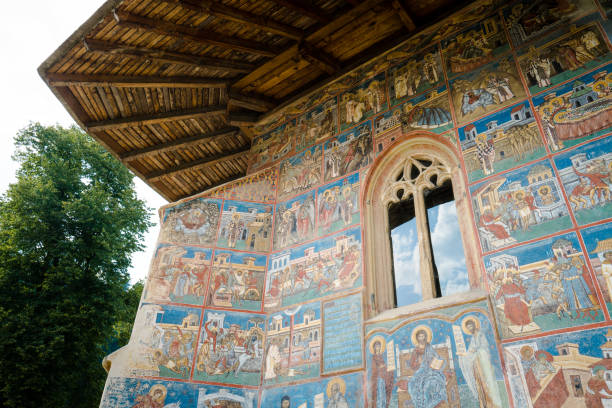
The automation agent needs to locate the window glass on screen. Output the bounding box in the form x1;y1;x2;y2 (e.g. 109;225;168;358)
390;181;469;307
427;201;468;296
391;218;422;306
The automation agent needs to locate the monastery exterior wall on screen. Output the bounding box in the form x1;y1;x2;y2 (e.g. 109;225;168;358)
100;0;612;406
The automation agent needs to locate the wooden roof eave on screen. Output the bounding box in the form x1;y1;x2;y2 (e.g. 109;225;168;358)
37;0;177;201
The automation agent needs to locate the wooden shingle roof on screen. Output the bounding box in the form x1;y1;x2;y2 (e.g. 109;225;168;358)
39;0;471;201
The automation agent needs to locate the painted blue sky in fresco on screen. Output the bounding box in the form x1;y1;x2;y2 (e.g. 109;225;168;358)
155;244;213;260
581;221;612;254
483;232;581;267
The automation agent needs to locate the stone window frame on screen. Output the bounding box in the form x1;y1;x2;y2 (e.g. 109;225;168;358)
362;135;482;318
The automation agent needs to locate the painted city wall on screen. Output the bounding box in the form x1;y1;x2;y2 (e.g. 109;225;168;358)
100;0;612;407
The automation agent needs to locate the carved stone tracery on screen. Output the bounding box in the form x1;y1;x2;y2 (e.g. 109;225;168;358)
382;155;452;207
362;136;482;318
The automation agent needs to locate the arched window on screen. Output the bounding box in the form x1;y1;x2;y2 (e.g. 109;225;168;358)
362;135;481;316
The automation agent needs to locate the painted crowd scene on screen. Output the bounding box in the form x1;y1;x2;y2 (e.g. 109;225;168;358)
101;1;612;407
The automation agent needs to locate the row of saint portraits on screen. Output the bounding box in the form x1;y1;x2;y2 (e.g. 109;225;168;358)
116;296;362;387
103;304;612;408
100;371;362;408
158;172;361;252
365;306;612;408
247;2;612;174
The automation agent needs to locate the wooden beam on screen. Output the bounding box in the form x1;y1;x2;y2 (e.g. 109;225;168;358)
233;0;384;90
83;39;254;73
177;0;304;40
391;0;416;31
298;42;340;75
113;11;277;57
227;111;260;126
46;73;228;88
228;89;276;112
261;0;476;123
121;127;239;161
271;0;332;23
86;105;226;131
146;147;249;181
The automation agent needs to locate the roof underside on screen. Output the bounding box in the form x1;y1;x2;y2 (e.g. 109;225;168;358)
39;0;473;202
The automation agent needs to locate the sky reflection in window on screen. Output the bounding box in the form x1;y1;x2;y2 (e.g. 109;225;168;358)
391;201;468;307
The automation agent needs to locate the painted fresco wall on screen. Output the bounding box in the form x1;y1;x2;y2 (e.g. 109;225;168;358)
99;1;612;407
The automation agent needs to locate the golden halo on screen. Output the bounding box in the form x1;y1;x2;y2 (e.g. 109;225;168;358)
411;325;433;346
149;384;167;401
513;190;525;200
343;186;352;197
520;345;534;361
551;97;564;107
461;316;481;335
369;335;386;354
326;377;346;398
594;80;608;91
606;72;612;83
538;185;550;195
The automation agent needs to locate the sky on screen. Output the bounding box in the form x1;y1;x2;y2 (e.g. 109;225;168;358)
391;201;469;306
0;1;167;283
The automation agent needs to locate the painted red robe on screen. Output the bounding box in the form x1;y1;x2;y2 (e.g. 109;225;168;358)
480;213;510;239
586;376;612;408
496;282;532;326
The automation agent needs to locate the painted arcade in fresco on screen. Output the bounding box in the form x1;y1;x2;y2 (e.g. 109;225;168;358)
98;1;612;407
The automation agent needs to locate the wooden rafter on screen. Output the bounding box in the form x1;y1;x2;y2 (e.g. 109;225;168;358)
46;73;228;88
175;0;304;40
227;111;260;126
228;89;276;112
298;41;340;75
233;0;384;90
120;126;239;161
271;0;332;23
391;0;416;31
146;147;249;181
86;105;226;131
83;39;255;73
113;11;277;57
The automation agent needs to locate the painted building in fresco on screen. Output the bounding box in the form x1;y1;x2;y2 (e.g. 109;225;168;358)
99;1;612;407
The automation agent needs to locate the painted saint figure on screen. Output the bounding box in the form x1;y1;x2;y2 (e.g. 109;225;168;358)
265;338;281;380
585;365;612;408
407;326;448;408
132;384;166;408
476;133;495;175
327;378;349;408
495;274;533;328
550;239;595;318
369;337;393;408
458;317;502;407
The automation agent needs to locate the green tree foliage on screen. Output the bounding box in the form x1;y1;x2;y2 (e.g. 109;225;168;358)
104;280;144;354
0;124;152;408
